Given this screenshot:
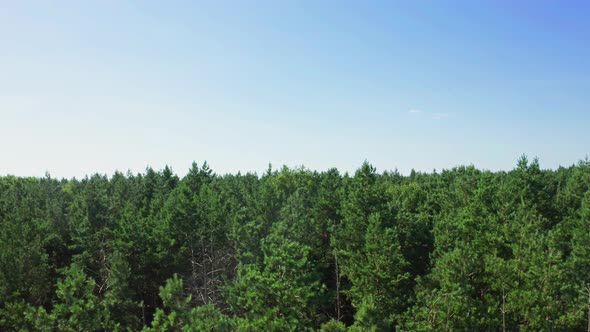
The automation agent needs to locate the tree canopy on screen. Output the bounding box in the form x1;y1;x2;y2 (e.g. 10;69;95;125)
1;157;589;331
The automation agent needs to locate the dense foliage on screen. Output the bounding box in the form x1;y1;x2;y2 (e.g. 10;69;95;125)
1;157;589;331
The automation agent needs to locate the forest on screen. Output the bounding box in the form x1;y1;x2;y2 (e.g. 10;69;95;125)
0;156;589;331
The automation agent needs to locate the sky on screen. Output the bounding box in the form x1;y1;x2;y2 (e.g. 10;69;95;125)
1;1;589;178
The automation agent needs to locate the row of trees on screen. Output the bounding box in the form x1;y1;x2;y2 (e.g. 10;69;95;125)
0;157;589;331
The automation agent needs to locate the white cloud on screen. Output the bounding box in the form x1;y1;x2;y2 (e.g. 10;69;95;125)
431;113;449;120
408;109;451;120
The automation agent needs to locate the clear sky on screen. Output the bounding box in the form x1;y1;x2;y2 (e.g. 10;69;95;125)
1;1;589;178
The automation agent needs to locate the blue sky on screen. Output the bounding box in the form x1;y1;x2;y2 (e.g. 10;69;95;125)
1;1;589;178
